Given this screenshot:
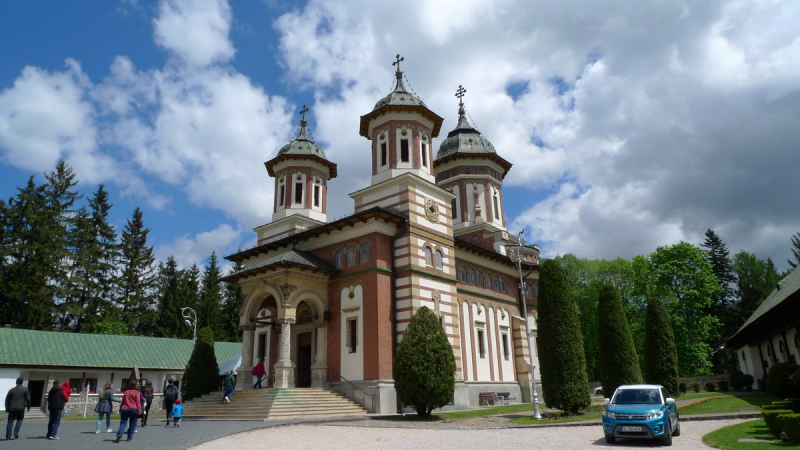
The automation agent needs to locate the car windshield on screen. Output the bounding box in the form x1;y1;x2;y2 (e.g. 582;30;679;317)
612;389;661;404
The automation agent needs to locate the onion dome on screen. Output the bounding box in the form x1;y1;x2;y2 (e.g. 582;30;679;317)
436;90;497;160
265;106;337;178
360;55;443;138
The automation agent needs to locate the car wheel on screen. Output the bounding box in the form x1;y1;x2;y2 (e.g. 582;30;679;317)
662;421;673;446
672;419;681;437
605;434;615;444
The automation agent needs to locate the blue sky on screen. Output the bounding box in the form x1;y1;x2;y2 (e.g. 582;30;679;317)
1;0;799;271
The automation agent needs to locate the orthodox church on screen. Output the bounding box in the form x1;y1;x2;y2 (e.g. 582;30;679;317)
222;56;541;414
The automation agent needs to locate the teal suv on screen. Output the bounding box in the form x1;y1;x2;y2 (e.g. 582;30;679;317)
602;384;680;446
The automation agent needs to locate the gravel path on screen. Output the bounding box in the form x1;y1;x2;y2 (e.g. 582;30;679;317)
190;418;750;450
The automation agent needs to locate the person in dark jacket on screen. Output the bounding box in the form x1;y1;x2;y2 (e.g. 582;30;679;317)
5;377;31;440
222;371;235;403
163;379;179;426
94;381;119;433
46;380;66;440
140;381;154;426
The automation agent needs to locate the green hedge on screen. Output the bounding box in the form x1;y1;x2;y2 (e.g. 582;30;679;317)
705;381;716;392
786;398;800;413
718;380;729;391
678;382;687;393
763;404;786;411
767;363;800;398
777;414;800;444
762;409;794;436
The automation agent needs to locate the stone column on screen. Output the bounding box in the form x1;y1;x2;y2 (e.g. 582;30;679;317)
273;318;296;388
311;321;328;388
240;324;255;390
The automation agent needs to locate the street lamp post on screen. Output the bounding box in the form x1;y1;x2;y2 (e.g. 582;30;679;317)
181;307;197;342
510;230;542;420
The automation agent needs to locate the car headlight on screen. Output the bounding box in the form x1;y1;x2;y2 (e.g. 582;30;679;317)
603;411;616;419
646;410;664;419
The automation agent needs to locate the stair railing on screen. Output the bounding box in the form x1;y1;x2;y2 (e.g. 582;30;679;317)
326;368;375;413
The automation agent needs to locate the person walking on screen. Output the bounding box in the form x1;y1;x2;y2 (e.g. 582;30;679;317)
5;377;31;440
163;379;179;426
115;384;142;443
46;380;66;440
253;358;266;389
222;371;235;403
171;399;183;427
94;381;119;433
140;381;154;427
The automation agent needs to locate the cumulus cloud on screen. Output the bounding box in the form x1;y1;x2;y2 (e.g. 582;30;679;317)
153;0;236;67
155;223;243;269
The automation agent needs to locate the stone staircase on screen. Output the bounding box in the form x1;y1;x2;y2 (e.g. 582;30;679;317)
180;388;369;421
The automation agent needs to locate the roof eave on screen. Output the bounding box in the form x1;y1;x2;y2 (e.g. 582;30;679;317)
433;152;513;177
359;105;444;139
264;154;338;179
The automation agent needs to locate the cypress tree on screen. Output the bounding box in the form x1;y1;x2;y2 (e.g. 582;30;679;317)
597;283;642;397
644;297;679;394
393;306;456;418
181;327;220;401
538;259;591;411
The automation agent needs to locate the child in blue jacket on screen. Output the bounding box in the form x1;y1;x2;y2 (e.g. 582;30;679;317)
171;399;183;427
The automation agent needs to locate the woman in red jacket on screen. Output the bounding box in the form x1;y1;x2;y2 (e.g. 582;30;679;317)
115;384;142;443
60;381;71;402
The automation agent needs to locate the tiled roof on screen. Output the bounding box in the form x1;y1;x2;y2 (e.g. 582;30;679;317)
0;328;241;370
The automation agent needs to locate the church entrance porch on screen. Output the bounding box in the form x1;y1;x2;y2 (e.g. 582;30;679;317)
296;332;313;388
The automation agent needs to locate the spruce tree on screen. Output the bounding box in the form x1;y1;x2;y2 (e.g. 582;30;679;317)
83;185;119;331
644;297;679;394
393;306;456;418
788;232;800;269
199;252;223;333
538;259;590;412
700;229;735;312
181;327;220;401
597;283;642;397
117;207;157;334
219;260;244;342
156;257;184;338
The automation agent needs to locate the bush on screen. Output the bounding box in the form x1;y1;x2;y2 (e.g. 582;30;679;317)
678;382;687;393
691;381;702;393
786;398;800;413
763;404;786;411
718;380;729;391
537;259;591;412
181;327;220;401
729;370;744;390
644;297;679;395
767;363;800;398
773;400;795;409
777;413;800;444
762;409;793;436
597;284;642;398
393;306;456;418
743;374;754;391
705;381;716;392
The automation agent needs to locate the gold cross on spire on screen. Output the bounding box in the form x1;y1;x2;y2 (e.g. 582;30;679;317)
299;105;309;121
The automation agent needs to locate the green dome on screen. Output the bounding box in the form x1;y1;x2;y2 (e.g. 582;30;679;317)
277;119;329;160
436;103;496;160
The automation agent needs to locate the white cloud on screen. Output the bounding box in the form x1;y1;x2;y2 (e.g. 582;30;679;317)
155;223;242;269
153;0;236;67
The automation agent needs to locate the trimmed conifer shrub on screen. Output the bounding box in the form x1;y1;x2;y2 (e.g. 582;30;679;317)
763;409;794;436
393;306;456;418
776;414;800;444
181;327;220;401
644;297;679;395
767;363;800;399
597;283;642;398
705;381;716;392
537;259;590;412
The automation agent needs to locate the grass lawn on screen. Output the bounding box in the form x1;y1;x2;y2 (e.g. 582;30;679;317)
680;394;779;415
679;391;729;401
511;409;603;425
703;419;798;449
437;403;540;419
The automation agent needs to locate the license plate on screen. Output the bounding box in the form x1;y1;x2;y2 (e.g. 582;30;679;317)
622;426;642;432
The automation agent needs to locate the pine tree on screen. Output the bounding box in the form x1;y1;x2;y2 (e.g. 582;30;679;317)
117;207;157;334
0;198;11;325
788;232;800;269
219;260;244;342
181;327;220;401
393;306;456;418
644;297;679;394
538;259;590;412
597;283;642;397
83;185;119;332
700;229;736;312
156;257;184;338
198;252;223;333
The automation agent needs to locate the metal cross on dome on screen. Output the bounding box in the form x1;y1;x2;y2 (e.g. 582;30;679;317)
392;54;404;71
455;85;467;105
299;105;309;121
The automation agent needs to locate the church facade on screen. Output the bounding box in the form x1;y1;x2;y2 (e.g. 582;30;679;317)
222;58;540;414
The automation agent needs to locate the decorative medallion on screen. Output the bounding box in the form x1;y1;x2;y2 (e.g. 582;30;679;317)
424;198;439;223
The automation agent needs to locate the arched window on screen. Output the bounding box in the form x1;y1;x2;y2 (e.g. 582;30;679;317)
334;250;344;269
435;250;443;268
500;278;507;293
470;270;476;285
493;277;500;291
359;243;370;263
460;267;467;283
347;247;357;266
424;247;433;265
477;272;484;288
